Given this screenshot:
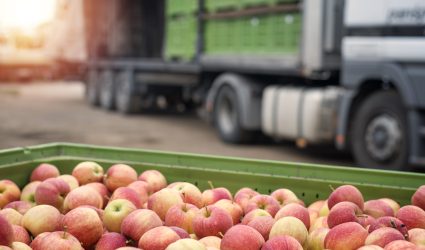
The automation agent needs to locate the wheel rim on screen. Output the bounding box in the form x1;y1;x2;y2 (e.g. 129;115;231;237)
217;93;237;135
365;113;402;162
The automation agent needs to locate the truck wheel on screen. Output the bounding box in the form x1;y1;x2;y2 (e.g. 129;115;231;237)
350;91;409;170
115;70;140;114
99;70;116;110
214;85;253;143
86;69;100;106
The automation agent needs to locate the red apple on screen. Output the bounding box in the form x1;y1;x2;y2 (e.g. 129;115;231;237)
193;205;233;238
269;216;308;245
104;164;138;192
116;248;141;250
34;178;70;211
0;180;21;208
309;216;329;233
138;226;180;250
359;214;377;229
22;205;61;236
139;170;167;193
0;246;12;250
319;201;330;216
383;240;417;250
275;203;310;229
396;205;425;229
121;209;163;242
247;215;275;241
0;214;14;246
221;224;265;250
30;163;60;182
20;181;40;205
261;235;303;250
365;227;405;247
95;232;127;250
169;182;203;208
127;180;150;203
10;242;32;250
245;195;280;217
234;187;259;211
169;226;190;239
12;225;31;244
72;161;104;185
202;187;232;206
327;201;362;228
85;182;110;207
103;199;136;233
0;208;22;225
408;228;425;247
241;209;272;225
308;200;327;213
213;199;243;225
379;198;400;215
166;238;207;250
412;185;425;211
111;187;143;208
63;185;103;211
369;216;408;238
31;231;83;250
270;188;299;207
5;201;33;215
62;206;104;247
306;227;330;250
57;174;79;190
29;232;49;249
358;246;384;250
327;185;364;210
148;188;184;220
364;199;394;218
324;222;368;250
309;210;320;227
199;236;221;249
165;203;199;234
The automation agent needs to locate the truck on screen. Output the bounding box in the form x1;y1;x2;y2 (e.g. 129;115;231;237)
81;0;425;171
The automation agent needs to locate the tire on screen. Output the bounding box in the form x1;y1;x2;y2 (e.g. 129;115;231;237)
115;70;140;114
86;69;100;106
99;70;116;110
350;91;409;170
213;85;253;143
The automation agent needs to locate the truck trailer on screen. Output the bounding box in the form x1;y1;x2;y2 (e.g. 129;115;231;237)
83;0;425;171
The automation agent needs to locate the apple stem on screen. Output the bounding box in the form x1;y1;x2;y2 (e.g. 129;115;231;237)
218;232;224;238
356;214;368;218
104;195;110;201
208;181;215;189
63;226;68;239
328;185;335;192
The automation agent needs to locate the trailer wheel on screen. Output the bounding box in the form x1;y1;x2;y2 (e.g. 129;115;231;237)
86;69;100;106
350;91;409;170
115;70;140;114
99;70;116;110
214;85;253;143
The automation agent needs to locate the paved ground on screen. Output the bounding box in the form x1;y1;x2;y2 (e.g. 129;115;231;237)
0;81;355;167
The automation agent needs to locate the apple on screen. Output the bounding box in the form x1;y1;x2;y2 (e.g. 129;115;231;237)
121;209;163;242
319;201;330;216
327;185;364;210
169;226;190;239
30;163;60;182
139;169;167;193
365;227;405;247
234;187;259;211
20;181;40;205
165;203;199;234
62;206;104;247
220;224;264;250
0;208;23;225
368;216;408;238
138;226;180;250
213;199;243;225
104;164;138;192
63;185;103;211
305;227;330;250
127;180;150;203
0;246;12;250
72;161;104;185
165;238;207;250
169;182;203;208
57;175;79;190
10;242;32;250
0;180;21;208
193;205;233;238
34;178;70;211
379;198;400;214
241;209;272;225
359;214;377;229
29;232;49;249
103;198;136;233
12;225;31;244
116;248;141;250
383;240;417;250
269;216;308;245
357;246;384;250
309;210;320;227
364;199;394;218
308;200;327;213
0;214;14;246
199;236;221;249
148;188;184;220
4;201;33;215
111;187;143;208
202;187;232;206
275;203;310;229
262;235;303;250
270;188;299;207
31;231;84;250
85;182;110;207
245;195;280;217
327;201;362;228
95;232;127;250
408;228;425;246
247;215;275;241
324;222;368;250
396;205;425;229
309;216;329;233
412;185;425;211
22;205;61;236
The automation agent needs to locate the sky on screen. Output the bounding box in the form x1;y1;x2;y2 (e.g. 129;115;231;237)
0;0;57;32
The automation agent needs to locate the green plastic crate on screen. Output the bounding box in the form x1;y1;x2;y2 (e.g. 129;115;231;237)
166;0;199;17
165;15;198;61
241;0;299;8
0;143;423;206
205;0;241;13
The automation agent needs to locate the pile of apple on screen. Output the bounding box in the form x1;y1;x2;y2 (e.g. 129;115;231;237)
0;162;425;250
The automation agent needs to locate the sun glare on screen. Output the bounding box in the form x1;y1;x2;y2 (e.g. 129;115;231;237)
0;0;56;32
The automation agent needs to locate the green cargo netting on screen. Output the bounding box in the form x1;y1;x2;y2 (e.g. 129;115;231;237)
165;14;198;61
